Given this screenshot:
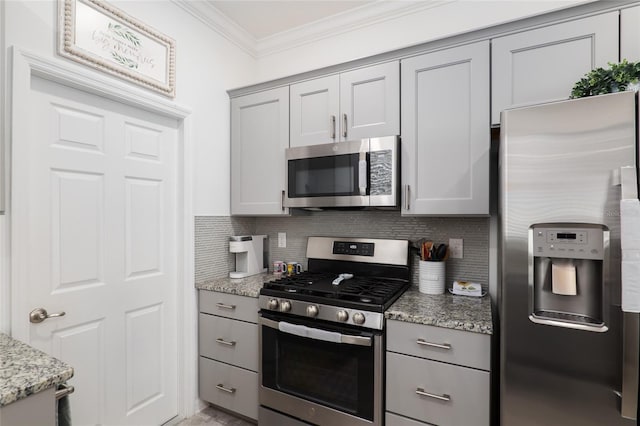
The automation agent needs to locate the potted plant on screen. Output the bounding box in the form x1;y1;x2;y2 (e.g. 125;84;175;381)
570;59;640;98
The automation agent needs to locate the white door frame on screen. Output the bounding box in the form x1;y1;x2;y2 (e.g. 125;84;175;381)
7;46;198;420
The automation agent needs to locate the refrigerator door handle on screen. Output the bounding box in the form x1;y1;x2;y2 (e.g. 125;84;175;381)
620;166;638;420
621;312;638;420
620;166;638;200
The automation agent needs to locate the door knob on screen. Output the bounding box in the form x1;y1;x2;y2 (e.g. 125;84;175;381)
29;308;66;323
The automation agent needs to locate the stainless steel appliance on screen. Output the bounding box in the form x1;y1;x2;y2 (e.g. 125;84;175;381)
499;91;639;425
284;136;399;209
258;236;410;426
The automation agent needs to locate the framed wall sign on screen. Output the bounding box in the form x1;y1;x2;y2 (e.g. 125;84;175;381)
58;0;176;98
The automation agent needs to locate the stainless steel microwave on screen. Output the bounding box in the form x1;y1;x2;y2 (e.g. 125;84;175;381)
284;136;400;209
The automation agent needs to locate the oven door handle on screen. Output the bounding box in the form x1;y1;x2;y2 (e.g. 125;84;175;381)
260;317;372;347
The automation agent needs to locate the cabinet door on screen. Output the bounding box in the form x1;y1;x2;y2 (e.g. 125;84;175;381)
401;41;490;216
290;75;339;147
340;61;400;140
492;12;619;124
621;6;640;62
231;87;289;215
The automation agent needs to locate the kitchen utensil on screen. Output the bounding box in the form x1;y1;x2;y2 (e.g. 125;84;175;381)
332;273;354;286
435;243;448;261
421;241;433;261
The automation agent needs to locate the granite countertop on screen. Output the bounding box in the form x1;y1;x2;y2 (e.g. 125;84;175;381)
196;274;492;335
196;272;278;298
385;288;493;335
0;333;74;407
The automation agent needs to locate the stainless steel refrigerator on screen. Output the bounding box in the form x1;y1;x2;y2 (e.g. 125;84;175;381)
499;91;639;425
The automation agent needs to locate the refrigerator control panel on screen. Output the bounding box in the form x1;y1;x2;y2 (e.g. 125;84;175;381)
531;225;606;260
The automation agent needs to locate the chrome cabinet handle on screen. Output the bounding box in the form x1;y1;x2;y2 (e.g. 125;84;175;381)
281;190;285;212
55;384;74;400
216;303;236;310
404;185;410;211
216;384;236;394
216;338;236;347
416;387;451;402
330;115;336;139
29;308;66;324
416;339;451;350
343;113;348;138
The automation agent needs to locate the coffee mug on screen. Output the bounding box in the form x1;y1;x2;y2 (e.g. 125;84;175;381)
272;260;285;274
287;262;302;275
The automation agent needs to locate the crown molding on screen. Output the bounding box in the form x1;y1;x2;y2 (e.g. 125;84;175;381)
171;0;258;57
255;1;452;57
172;0;453;58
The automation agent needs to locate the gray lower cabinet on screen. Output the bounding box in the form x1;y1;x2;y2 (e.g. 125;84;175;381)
385;319;491;426
198;291;259;421
0;387;55;426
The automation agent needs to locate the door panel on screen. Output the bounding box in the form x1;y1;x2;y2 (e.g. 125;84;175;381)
14;75;179;425
290;75;339;147
491;12;619;124
401;41;489;215
340;61;399;140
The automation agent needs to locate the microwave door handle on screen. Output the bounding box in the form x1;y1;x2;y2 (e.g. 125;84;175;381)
260;317;372;347
359;152;367;196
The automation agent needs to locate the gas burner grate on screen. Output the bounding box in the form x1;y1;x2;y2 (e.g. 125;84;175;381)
264;272;408;306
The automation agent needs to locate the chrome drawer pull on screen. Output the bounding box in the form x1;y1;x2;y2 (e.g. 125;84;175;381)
416;339;451;350
216;303;236;310
416;387;451;402
216;384;236;394
216;338;236;346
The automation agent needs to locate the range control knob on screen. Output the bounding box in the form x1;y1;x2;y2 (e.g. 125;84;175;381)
267;299;279;310
337;310;349;322
353;312;365;325
280;300;291;313
306;305;319;318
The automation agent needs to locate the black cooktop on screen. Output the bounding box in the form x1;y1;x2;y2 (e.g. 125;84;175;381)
261;271;410;312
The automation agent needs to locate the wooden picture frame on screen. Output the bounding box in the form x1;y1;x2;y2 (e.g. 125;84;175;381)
58;0;176;98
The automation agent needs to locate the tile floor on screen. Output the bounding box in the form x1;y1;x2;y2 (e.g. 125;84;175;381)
176;406;254;426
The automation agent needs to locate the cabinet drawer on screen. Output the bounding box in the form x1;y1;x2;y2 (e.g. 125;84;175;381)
199;357;258;421
199;291;258;323
386;412;434;426
199;313;259;371
387;320;490;370
386;352;490;426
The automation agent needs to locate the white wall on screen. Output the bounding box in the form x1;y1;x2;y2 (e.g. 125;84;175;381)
0;0;256;334
254;0;591;82
3;0;257;218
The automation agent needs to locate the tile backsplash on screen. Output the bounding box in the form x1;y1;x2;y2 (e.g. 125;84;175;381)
195;211;489;291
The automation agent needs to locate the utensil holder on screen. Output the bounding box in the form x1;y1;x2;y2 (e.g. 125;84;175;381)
419;261;446;294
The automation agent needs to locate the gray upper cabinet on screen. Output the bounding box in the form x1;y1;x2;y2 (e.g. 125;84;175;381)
231;87;289;216
621;6;640;62
491;12;619;125
401;41;490;216
289;75;340;147
289;61;399;147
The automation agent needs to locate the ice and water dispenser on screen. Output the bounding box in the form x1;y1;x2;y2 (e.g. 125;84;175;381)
529;224;609;332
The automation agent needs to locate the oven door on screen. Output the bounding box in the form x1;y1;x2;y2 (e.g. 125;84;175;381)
259;312;383;426
285;139;370;208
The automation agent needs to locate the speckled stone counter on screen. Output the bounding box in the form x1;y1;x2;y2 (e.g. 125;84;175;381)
196;272;278;298
385;288;493;335
0;333;74;407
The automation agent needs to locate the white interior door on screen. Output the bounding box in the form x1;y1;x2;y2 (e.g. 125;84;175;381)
12;74;179;425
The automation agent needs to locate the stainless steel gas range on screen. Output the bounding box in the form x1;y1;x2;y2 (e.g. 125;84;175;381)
258;237;411;426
